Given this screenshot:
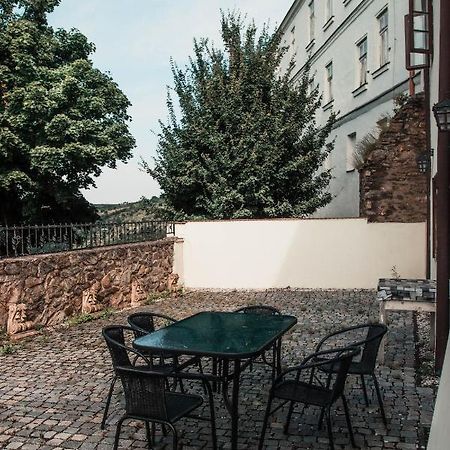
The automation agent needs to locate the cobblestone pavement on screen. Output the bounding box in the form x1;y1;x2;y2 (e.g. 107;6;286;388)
0;289;436;449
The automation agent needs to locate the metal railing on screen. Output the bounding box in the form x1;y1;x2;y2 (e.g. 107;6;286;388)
0;221;175;259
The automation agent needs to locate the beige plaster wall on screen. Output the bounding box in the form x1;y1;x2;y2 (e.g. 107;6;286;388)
174;218;426;289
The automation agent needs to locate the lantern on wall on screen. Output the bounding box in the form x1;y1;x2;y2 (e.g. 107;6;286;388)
432;99;450;132
416;152;430;173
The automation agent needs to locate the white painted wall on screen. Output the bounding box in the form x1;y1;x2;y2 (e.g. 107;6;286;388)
278;0;417;218
173;218;426;289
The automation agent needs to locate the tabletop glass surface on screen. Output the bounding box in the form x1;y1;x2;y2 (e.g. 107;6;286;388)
133;311;297;358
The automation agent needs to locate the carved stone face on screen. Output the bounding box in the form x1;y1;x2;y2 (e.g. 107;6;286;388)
167;273;179;291
13;303;27;323
7;303;33;334
131;280;146;307
82;289;101;314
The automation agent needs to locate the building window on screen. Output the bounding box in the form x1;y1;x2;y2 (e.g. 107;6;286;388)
309;1;315;41
346;133;357;171
326;0;333;22
357;38;368;86
378;9;389;66
326;62;333;102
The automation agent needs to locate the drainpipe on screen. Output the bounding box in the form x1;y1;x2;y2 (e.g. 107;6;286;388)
423;66;431;279
435;0;450;372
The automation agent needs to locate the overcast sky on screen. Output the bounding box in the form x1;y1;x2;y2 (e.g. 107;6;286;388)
48;0;294;204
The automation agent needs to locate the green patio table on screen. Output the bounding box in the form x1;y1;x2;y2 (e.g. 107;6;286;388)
133;311;297;450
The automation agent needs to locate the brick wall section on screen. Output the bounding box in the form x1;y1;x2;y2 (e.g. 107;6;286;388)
0;238;177;335
359;94;427;222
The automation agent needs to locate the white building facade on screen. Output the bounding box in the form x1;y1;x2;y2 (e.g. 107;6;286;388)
278;0;420;218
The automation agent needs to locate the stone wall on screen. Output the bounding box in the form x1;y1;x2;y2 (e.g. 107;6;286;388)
359;94;427;222
0;238;177;337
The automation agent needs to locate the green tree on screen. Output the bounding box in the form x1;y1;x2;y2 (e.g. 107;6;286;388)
0;0;135;224
147;12;336;220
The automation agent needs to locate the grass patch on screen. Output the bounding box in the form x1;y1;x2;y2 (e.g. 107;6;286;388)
66;313;94;326
66;308;116;327
146;290;171;304
98;308;116;320
0;343;18;355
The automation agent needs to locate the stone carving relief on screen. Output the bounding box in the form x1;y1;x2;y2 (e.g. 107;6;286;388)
1;240;174;335
82;286;102;314
7;303;34;335
131;279;147;307
167;273;179;292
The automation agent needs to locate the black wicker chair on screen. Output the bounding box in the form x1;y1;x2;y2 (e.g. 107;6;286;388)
101;325;174;430
315;323;388;425
235;305;282;380
127;312;176;339
258;347;360;450
128;312;203;378
113;365;217;450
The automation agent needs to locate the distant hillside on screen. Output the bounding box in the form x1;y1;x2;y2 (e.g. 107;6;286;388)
95;197;166;222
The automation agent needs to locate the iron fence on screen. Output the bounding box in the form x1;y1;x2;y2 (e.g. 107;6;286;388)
0;221;175;259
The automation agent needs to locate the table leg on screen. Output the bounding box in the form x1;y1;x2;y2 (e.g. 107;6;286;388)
222;359;230;407
276;338;282;376
231;359;241;450
212;357;218;392
379;301;386;365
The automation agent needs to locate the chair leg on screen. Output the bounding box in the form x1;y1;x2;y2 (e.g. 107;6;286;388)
197;357;204;374
342;395;357;448
271;344;276;382
326;409;335;450
372;373;387;426
284;401;295;434
113;416;126;450
167;423;178;450
145;421;152;448
360;374;369;406
318;372;332;429
258;395;273;450
101;375;117;430
318;407;325;430
204;380;218;450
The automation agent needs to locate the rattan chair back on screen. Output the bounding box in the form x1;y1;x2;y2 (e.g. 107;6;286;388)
360;324;388;372
128;313;156;337
102;325;137;368
116;366;168;420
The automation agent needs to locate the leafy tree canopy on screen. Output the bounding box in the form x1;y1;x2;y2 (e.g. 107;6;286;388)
0;0;135;224
147;12;336;220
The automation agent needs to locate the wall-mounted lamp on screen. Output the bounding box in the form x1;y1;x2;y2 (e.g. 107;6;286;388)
416;152;430;174
433;99;450;132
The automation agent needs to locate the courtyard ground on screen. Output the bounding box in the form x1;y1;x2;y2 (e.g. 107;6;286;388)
0;289;436;449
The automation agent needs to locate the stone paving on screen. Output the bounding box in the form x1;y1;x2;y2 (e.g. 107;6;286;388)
0;289;436;449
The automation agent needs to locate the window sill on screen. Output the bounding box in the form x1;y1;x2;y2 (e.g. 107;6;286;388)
352;83;368;97
322;99;334;111
372;62;390;79
305;39;315;53
323;16;335;32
